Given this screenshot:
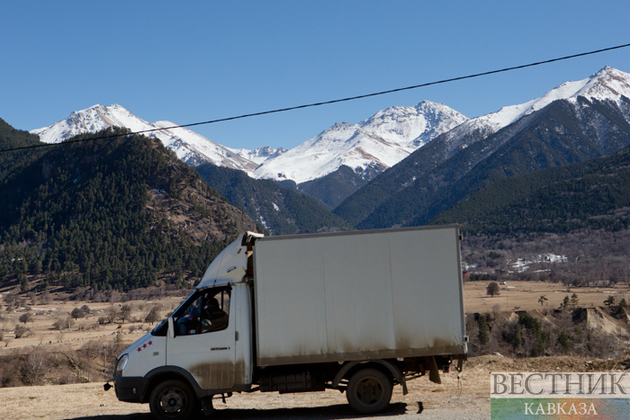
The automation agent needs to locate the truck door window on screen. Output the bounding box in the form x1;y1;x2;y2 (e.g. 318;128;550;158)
174;288;231;336
201;288;230;333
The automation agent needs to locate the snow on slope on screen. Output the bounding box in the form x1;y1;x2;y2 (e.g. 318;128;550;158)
252;101;468;184
31;104;258;172
252;123;410;183
231;146;288;165
488;66;630;129
438;66;630;152
29;67;630;187
358;101;468;148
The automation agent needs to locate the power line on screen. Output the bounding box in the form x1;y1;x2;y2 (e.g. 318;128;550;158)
3;42;630;154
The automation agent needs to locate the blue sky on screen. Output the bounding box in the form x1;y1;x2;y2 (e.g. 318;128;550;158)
2;1;630;150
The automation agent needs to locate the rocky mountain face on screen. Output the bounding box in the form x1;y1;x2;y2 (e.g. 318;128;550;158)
249;101;468;207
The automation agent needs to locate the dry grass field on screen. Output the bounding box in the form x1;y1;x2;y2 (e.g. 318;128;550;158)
3;280;626;352
463;280;630;314
0;294;186;353
1;280;630;419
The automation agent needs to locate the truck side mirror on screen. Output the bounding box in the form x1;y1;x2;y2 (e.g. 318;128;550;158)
168;317;175;339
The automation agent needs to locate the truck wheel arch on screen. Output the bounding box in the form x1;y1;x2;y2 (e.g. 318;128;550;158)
143;367;204;403
332;360;407;395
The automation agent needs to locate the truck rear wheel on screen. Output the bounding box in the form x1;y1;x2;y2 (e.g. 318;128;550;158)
346;368;392;414
149;379;199;420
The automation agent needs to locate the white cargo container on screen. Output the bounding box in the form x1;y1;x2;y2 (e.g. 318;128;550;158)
109;226;467;420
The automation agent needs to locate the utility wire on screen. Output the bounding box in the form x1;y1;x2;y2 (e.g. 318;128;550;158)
3;42;630;154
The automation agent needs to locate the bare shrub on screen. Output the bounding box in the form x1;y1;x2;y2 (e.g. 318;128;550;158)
23;347;48;385
19;312;34;324
52;317;75;332
144;304;162;324
120;304;133;324
14;324;30;339
0;355;23;387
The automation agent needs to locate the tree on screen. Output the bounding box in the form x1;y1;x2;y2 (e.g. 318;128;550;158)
557;332;571;355
604;295;616;308
19;312;34;324
120;304;132;324
52;316;74;332
512;324;523;351
538;295;548;306
80;305;91;317
14;324;30;338
616;298;628;318
570;293;579;309
71;307;84;320
144;305;162;324
19;275;30;293
478;315;489;346
24;347;48;385
486;282;500;297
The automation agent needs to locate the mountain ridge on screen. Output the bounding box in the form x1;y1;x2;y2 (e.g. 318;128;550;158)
334;66;630;228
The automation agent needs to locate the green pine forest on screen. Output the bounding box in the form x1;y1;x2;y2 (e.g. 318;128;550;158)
431;145;630;235
0;126;255;293
195;163;350;235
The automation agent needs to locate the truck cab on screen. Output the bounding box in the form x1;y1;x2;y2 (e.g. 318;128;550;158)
112;233;258;419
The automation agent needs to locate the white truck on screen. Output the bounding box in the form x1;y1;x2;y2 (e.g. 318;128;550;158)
107;226;467;419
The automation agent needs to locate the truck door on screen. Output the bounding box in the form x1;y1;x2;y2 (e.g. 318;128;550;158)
166;286;236;391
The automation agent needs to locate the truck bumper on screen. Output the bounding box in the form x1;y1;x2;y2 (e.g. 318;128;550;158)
114;376;148;403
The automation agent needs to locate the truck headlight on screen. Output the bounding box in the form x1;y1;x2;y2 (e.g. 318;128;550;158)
115;354;129;375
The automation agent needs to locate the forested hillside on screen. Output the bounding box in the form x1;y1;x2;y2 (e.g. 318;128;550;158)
0;118;45;180
430;145;630;287
431;145;630;235
195;163;349;234
0;127;256;292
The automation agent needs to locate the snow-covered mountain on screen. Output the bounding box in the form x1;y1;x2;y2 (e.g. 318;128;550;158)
436;66;630;159
334;66;630;228
231;146;288;165
31;101;468;188
252;101;468;184
29;66;630;217
31;104;259;173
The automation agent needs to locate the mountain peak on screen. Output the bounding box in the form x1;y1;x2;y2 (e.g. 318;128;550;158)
30;104;259;172
576;66;630;101
357;100;467;148
252;101;467;184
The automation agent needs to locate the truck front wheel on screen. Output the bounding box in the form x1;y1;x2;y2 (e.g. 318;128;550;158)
346;368;393;414
149;379;199;420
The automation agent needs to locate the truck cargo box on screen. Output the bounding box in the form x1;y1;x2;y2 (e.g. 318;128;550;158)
253;225;466;366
